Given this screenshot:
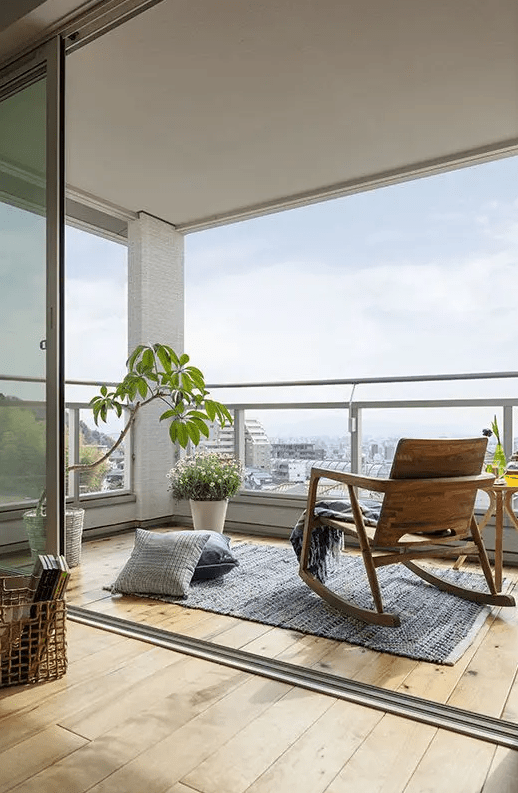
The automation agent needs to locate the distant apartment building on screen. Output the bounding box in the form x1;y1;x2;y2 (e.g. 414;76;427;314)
369;442;380;459
245;418;272;470
272;459;306;483
202;416;272;470
366;439;398;463
202;422;235;455
383;440;397;460
271;442;325;460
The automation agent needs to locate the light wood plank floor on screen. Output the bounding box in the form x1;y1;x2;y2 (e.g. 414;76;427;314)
1;527;518;792
1;618;516;793
68;528;518;718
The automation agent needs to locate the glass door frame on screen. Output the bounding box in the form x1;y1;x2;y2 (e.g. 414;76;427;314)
0;37;65;556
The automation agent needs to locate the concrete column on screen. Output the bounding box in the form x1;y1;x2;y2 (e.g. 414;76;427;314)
127;212;184;523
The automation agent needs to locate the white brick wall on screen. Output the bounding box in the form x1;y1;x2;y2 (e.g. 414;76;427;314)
128;212;184;522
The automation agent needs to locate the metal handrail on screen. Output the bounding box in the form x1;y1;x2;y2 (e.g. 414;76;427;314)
205;370;518;389
1;369;518;389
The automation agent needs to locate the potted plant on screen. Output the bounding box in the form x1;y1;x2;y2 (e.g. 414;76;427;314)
85;342;234;531
167;451;243;533
483;416;518;486
25;343;233;563
482;416;507;479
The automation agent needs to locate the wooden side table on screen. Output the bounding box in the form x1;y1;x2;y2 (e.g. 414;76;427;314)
475;483;518;592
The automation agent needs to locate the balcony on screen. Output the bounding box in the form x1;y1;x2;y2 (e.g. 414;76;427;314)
2;2;518;787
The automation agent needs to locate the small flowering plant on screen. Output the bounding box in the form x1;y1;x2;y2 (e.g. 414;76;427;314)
167;451;243;501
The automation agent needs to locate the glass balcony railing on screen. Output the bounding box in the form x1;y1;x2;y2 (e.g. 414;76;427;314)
0;370;517;520
202;371;518;515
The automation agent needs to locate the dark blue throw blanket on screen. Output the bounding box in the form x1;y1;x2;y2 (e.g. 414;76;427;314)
290;499;381;583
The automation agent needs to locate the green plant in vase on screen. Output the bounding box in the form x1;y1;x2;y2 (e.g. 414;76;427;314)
482;416;506;478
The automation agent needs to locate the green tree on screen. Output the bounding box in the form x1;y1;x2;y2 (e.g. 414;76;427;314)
78;443;109;492
0;402;46;501
65;424;111;494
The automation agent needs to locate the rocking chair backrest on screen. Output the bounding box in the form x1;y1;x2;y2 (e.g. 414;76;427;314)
373;437;489;546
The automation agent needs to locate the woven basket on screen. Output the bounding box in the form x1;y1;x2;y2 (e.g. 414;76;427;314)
64;508;85;568
23;508;85;568
0;576;67;688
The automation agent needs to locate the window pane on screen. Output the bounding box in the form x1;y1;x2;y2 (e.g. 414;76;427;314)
0;79;47;570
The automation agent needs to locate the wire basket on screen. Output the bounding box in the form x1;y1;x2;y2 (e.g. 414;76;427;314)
0;576;67;688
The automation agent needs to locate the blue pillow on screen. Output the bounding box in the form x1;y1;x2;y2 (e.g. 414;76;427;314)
192;532;239;581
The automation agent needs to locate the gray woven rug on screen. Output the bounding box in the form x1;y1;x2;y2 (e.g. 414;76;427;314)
126;543;505;665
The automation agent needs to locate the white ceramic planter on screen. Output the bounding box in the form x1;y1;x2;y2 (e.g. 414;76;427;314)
189;499;228;533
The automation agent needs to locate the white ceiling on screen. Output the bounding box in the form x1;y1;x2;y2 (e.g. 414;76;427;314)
3;0;518;229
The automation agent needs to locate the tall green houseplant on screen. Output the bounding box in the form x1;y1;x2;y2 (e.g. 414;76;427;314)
25;344;231;564
83;343;233;471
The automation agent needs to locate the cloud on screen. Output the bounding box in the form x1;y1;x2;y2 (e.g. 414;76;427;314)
64;225;128;394
63;158;518;439
185;248;517;389
65;276;127;382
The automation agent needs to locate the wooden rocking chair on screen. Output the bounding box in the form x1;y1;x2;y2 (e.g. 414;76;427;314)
299;437;516;627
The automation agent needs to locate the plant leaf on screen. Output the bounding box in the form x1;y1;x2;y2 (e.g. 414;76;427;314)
189;410;210;421
142;348;154;369
167;346;180;367
191;417;210;438
186;422;200;446
204;399;216;422
127;345;144;371
492;415;502;444
181;372;193;393
137;377;148;398
173;422;189;448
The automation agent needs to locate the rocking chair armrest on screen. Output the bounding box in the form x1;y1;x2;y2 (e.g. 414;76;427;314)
309;467;495;495
309;467;391;493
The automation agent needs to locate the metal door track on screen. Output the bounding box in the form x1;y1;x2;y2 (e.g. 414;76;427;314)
68;605;518;750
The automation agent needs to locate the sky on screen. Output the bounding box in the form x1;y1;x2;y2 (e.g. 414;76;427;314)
63;155;518;438
65;224;127;386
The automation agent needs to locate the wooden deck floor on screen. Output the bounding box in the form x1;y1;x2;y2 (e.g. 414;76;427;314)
1;528;518;792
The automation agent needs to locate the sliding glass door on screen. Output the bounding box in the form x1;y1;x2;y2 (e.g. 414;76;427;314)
0;40;65;569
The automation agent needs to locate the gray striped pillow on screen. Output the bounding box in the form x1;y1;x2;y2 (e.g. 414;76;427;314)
112;529;211;597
